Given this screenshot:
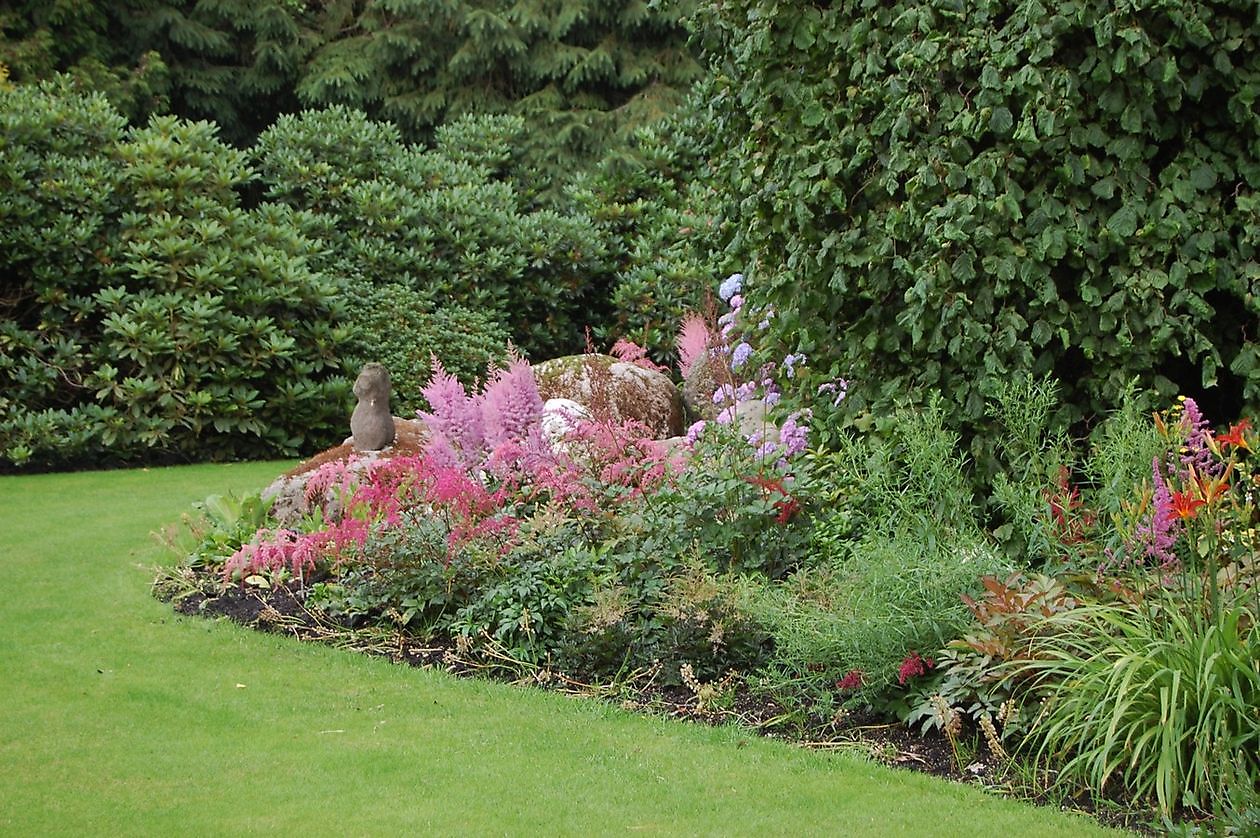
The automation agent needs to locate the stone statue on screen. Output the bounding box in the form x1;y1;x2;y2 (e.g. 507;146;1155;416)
350;363;395;451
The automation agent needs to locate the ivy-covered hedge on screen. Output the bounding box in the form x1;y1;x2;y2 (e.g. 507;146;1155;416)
1;79;350;468
698;0;1259;461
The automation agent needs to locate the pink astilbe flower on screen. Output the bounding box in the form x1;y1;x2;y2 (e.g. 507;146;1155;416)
836;669;865;691
611;338;667;373
676;314;713;379
1124;456;1181;568
416;357;484;463
482;356;544;449
304;456;362;504
897;651;934;685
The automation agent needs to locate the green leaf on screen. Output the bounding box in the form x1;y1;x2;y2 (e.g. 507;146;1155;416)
989;107;1013;134
1106;205;1138;238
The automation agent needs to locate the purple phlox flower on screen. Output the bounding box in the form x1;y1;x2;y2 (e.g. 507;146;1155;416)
764;390;781;407
746;430;764;446
729;294;744;310
731;341;754;370
719;273;744;302
735;381;758;402
721;322;736;340
684;420;707;447
781;352;807;379
716;406;736;425
718;311;737;328
754;440;778;459
817;378;849;407
713;383;737;405
778;409;811;458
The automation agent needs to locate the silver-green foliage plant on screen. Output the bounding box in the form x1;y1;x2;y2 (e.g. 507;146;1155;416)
745;397;1012;699
988;374;1074;566
0;79;351;467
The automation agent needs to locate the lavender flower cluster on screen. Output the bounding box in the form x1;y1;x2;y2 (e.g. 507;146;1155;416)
686;273;848;468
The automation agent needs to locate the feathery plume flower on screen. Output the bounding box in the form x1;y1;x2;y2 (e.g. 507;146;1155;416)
676;314;713;378
481;356;544;449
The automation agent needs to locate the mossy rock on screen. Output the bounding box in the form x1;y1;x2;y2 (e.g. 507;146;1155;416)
533;354;684;439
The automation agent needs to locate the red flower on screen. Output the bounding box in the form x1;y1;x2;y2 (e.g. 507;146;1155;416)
745;474;800;524
836;669;865;690
1169;490;1205;520
1216;419;1252;451
897;651;934;686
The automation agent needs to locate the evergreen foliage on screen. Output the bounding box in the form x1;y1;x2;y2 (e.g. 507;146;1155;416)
697;0;1260;467
342;284;510;415
0;0;171;120
571;94;735;365
253;106;610;361
0;79;350;468
2;0;702;190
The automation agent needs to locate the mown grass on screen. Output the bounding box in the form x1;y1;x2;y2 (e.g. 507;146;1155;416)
0;462;1125;836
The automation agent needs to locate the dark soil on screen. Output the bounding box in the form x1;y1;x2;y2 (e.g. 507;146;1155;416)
170;580;1155;835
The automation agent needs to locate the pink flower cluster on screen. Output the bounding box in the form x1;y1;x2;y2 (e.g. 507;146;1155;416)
226;355;685;580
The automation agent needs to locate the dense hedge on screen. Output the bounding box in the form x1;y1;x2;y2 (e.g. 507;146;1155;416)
572;95;736;365
0;79;350;468
254;107;612;363
697;0;1260;463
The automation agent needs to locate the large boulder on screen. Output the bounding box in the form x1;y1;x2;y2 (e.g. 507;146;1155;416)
533;354;684;439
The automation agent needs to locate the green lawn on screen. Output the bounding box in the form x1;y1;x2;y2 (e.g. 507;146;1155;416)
0;462;1124;836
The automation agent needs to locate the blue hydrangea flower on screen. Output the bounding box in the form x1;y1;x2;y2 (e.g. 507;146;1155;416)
719;273;744;302
731;341;753;370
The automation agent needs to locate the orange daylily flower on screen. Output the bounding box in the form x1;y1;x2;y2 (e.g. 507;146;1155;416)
1216;418;1252;451
1169;491;1205;520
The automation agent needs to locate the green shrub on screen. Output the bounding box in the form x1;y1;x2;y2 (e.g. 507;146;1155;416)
697;0;1260;469
0;80;350;468
570;99;734;365
254;108;612;361
341;284;509;415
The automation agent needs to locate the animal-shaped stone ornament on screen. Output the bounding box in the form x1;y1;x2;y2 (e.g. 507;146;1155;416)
350;363;395;451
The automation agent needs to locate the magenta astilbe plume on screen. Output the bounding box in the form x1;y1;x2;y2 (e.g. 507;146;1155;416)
481;356;544;449
1127;456;1180;568
416;357;484;462
676;314;713;379
305;456;361;504
611;338;666;372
